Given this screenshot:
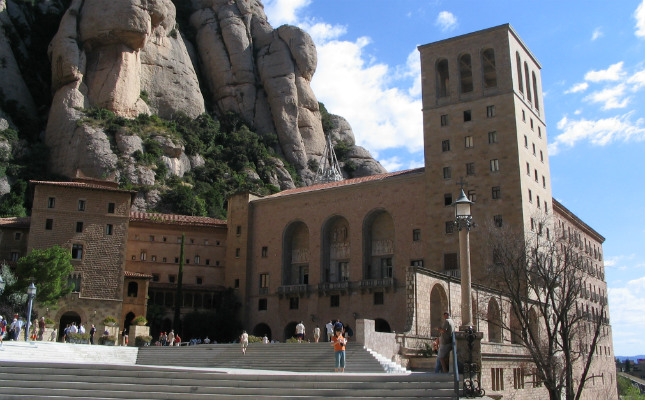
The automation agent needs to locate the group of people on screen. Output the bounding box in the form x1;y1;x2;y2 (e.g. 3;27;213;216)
0;315;50;342
293;320;353;344
156;330;182;346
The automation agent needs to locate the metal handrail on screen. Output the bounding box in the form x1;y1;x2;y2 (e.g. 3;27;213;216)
452;331;460;394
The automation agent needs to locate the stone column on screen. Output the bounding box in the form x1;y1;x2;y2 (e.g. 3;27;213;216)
459;228;473;329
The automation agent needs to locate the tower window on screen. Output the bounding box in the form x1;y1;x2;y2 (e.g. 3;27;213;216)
465;136;474;148
466;162;475;176
486;105;496;118
490;159;499;172
440;114;448;126
463;110;472;122
442;140;451;152
443;167;452;179
492;186;501;199
488;131;498;144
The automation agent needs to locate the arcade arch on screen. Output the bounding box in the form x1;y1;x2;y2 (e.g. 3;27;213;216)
282;221;310;285
321;216;350;283
363;210;394;280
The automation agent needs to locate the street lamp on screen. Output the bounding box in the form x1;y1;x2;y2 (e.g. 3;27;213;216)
25;282;37;341
454;189;474;330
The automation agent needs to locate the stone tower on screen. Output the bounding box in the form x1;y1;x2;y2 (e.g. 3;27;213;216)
419;24;553;284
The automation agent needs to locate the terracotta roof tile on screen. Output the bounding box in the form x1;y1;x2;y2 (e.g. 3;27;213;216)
30;180;136;195
129;212;227;227
265;168;424;199
124;271;153;279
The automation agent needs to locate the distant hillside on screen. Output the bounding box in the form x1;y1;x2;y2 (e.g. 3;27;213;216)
616;355;645;362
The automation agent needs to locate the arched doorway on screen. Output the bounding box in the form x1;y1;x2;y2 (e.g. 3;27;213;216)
321;215;350;283
284;321;298;341
430;284;448;333
253;323;271;340
123;311;135;335
58;311;81;342
362;210;395;280
487;298;502;343
374;318;391;333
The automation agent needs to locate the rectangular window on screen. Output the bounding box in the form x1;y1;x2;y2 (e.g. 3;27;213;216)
106;224;113;235
464;136;474;148
441;140;450;152
466;162;475;175
522;109;526;122
538;126;542;138
530;218;535;231
492;186;501;199
151;256;156;262
444;253;458;270
45;218;53;230
534;169;539;182
440;114;448;126
537;195;541;208
261;246;268;257
14;232;21;240
47;197;55;208
486;105;496;118
494;215;503;227
10;251;19;261
169;275;176;283
235;248;240;258
488;131;498;144
532;143;536;155
78;200;86;211
71;244;83;260
234;279;240;288
330;295;340;308
411;259;424;267
374;292;384;305
513;368;525;389
443;167;452;179
196;277;203;285
492;368;504;391
463;110;472;122
260;273;269;289
258;298;267;311
528;189;533;202
526;162;530;175
290;297;299;310
194;255;200;264
445;221;455;234
149;235;154;241
524;135;528;148
530;118;534;130
490;159;499;172
174;257;179;263
444;193;453;206
412;229;421;241
75;222;83;233
236;225;242;235
540;150;544;162
140;251;146;261
152;274;160;282
107;203;115;213
205;259;210;265
467;190;476;202
542;176;546;188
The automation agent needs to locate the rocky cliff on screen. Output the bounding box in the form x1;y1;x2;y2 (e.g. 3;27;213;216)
0;0;385;214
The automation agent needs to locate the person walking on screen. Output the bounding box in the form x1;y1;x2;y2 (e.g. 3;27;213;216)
167;330;175;347
89;324;96;345
240;330;249;355
436;312;455;373
325;320;333;342
295;321;305;343
37;317;45;341
330;327;347;373
313;326;321;343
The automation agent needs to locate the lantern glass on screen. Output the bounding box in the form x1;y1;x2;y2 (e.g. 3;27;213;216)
456;201;471;218
27;282;37;297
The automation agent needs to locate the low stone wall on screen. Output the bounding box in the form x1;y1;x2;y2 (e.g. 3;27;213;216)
355;319;401;363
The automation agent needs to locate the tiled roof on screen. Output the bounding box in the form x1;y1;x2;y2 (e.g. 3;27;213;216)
30;180;136;195
264;168;424;199
0;217;30;228
124;271;153;279
129;212;227;227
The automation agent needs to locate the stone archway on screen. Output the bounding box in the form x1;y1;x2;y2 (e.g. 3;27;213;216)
430;284;448;333
374;318;391;333
487;298;502;343
253;323;272;340
58;311;81;342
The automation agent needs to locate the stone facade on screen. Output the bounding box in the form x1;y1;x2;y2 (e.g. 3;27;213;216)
0;217;29;265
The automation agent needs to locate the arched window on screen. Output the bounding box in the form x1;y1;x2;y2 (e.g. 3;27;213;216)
363;210;394;280
482;48;497;88
436;59;450;98
459;54;473;93
524;62;532;104
374;318;392;333
127;281;138;297
516;52;523;93
510;308;522;344
487;298;503;343
282;221;310;285
532;72;540;111
430;284;448;332
322;216;350;283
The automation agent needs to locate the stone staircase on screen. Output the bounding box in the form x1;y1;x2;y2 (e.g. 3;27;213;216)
136;342;387;373
0;341;458;399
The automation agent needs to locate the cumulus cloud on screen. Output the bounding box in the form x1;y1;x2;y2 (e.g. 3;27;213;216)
635;0;645;39
608;276;645;355
584;62;625;82
435;11;457;32
591;27;603;41
584;83;629;110
565;82;589;94
263;0;310;25
549;112;645;155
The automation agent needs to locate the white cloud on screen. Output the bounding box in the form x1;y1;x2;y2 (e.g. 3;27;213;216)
608;276;645;356
584;62;625;82
635;0;645;39
584;83;629;110
627;68;645;90
565;82;589;94
435;11;457;32
302;22;347;43
263;0;311;26
591;27;603;41
549;112;645;155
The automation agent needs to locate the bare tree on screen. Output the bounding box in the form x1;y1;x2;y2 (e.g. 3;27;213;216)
485;216;607;400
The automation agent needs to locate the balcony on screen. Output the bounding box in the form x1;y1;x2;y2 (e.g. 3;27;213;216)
358;277;395;293
317;281;350;295
277;284;308;298
440;269;461;279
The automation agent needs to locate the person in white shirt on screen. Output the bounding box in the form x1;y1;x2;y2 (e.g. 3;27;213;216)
295;321;305;343
240;331;249;354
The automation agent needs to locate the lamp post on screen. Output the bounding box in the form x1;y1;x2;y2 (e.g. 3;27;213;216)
454;189;474;330
25;282;37;341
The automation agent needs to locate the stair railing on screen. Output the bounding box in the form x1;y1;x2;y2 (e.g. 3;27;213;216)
452;331;460;395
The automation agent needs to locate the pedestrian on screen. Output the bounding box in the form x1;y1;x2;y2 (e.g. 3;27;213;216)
262;334;269;344
167;330;175;346
344;324;353;342
174;333;181;346
295;321;305;343
49;328;57;342
240;330;249;355
37;317;45;341
325;320;333;342
121;328;128;346
204;336;211;344
0;316;5;344
89;324;96;345
313;326;321;343
330;326;347;373
436;312;455;373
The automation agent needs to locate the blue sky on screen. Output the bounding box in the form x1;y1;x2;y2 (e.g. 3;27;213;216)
263;1;645;357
